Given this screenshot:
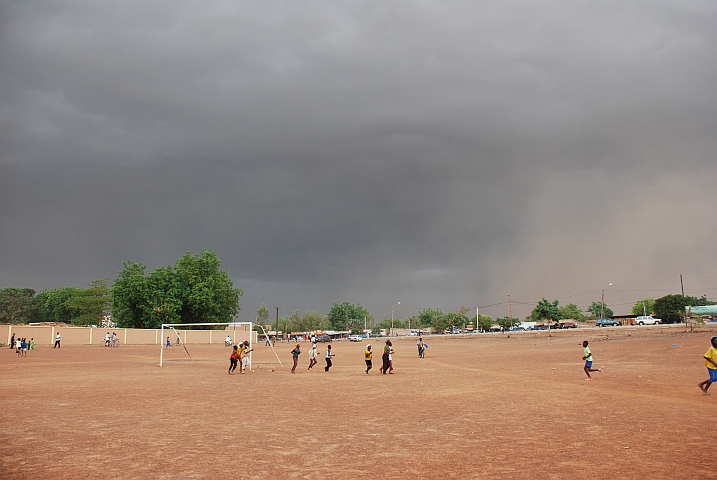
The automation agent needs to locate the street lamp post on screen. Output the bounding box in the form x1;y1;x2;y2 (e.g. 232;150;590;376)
508;294;512;321
391;302;400;336
601;283;612;319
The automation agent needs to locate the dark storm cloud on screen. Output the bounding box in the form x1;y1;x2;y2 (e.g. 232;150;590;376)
2;1;717;319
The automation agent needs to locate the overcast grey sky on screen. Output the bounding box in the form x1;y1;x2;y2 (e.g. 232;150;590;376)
2;1;717;321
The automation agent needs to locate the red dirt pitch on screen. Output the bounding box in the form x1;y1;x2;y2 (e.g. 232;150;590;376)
1;324;716;479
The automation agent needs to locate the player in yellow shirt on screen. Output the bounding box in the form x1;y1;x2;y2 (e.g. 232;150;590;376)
365;344;373;375
239;341;252;374
698;336;717;396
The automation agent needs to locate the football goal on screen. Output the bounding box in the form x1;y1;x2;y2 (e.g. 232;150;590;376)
159;322;254;367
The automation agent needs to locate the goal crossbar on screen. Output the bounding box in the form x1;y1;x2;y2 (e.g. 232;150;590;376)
159;322;253;367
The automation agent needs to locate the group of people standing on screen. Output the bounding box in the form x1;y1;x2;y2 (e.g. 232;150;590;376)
104;332;119;347
364;339;395;375
10;334;34;357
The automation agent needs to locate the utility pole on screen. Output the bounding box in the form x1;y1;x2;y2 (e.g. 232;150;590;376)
275;307;279;344
681;274;687;331
508;295;512;321
601;289;605;319
391;302;400;336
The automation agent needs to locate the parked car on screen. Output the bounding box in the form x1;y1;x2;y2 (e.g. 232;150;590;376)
348;335;361;342
557;321;577;329
595;318;620;327
636;316;661;325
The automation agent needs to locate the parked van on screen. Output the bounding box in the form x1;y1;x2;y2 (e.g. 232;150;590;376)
636;316;661;325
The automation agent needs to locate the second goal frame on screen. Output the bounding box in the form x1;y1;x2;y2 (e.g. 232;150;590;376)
159;322;254;367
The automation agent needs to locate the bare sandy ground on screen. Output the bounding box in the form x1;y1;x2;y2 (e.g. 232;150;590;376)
1;324;715;479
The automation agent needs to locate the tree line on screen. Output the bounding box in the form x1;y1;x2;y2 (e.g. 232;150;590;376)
0;250;242;328
266;293;714;335
1;257;712;329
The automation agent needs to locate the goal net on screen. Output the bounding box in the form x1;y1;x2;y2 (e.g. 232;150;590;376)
159;322;254;367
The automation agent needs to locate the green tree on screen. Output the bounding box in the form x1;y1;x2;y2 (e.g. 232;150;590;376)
276;316;290;334
62;279;112;326
257;304;270;326
417;308;444;331
372;318;405;332
346;318;363;333
112;262;149;328
145;266;183;328
558;303;586;321
287;310;302;332
696;295;716;306
405;315;420;329
327;302;371;331
36;286;84;324
112;250;242;328
587;301;613;319
653;294;703;324
301;311;328;331
531;298;563;322
631;298;655;316
434;315;452;332
443;312;467;330
174;250;243;324
496;316;520;330
475;314;493;331
0;288;40;324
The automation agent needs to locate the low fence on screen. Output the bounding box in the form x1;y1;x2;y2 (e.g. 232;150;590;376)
0;324;255;346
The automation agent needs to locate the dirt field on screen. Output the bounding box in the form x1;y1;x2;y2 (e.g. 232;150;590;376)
1;324;716;479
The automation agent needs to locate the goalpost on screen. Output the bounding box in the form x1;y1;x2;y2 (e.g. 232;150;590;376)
159;322;254;367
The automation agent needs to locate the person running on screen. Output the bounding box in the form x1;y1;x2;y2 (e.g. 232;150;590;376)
308;343;318;370
290;343;301;373
229;345;239;374
105;332;111;347
16;337;22;356
225;335;232;346
21;338;27;357
698;336;717;396
365;344;373;375
29;338;35;351
325;344;334;372
166;336;171;348
10;333;15;350
582;340;603;380
54;332;61;348
380;339;391;374
239;341;252;374
417;336;425;358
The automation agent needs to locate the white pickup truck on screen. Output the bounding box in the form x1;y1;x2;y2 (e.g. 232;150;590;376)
636;316;662;325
